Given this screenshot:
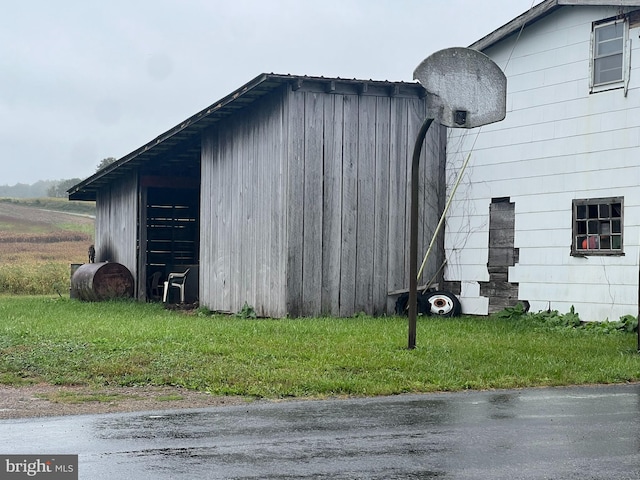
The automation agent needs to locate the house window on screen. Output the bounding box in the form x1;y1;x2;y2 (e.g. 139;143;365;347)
572;197;623;255
592;19;626;89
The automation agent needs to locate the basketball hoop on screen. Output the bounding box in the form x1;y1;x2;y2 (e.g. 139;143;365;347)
407;47;507;349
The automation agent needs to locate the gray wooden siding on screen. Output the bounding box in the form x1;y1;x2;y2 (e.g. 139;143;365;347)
200;83;445;318
321;93;344;315
417;103;447;293
285;87;445;317
95;172;139;294
200;88;288;317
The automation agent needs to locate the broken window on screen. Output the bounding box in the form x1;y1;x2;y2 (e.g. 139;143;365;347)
591;18;627;91
572;197;623;255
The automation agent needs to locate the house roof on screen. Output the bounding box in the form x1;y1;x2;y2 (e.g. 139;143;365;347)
471;0;640;52
68;73;423;201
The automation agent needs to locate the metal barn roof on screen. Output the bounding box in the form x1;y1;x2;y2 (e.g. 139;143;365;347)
68;73;423;201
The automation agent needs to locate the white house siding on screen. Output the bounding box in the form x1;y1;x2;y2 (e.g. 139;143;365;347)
446;5;640;320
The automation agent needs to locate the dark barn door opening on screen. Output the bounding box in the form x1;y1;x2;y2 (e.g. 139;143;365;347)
146;186;200;303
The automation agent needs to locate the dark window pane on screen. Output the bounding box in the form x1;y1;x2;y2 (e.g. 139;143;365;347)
588;205;599;218
576;205;587;219
587;220;599;234
599;204;609;218
612;203;622;217
612;235;622;249
612;219;621;233
600;236;611;249
577;236;587;250
576;221;587;235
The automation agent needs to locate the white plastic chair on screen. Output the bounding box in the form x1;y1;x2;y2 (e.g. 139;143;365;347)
162;268;190;303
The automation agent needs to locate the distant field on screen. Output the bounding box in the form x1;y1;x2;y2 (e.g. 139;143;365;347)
0;199;95;294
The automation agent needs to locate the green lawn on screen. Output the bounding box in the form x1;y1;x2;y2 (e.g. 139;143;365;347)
0;296;638;398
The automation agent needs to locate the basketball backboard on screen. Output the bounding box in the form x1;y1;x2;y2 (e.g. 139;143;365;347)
413;47;506;129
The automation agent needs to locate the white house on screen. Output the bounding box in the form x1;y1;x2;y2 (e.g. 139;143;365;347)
445;0;640;320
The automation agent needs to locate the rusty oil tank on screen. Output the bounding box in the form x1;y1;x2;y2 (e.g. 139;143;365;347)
71;262;134;301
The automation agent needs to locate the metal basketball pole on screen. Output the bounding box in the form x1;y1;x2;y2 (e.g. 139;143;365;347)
408;117;434;350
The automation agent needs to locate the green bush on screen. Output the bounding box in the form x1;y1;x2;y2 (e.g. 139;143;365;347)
496;303;638;334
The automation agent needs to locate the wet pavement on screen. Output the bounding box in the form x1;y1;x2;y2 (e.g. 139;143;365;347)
1;384;640;479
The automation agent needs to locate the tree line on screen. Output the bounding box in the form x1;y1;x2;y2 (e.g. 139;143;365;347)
0;157;117;199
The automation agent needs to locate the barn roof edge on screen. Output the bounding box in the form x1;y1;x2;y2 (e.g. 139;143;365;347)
68;73;423;201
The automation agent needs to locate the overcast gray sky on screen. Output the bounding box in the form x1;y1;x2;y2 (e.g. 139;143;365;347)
1;0;535;186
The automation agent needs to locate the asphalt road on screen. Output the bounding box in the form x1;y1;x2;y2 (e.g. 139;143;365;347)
1;384;640;479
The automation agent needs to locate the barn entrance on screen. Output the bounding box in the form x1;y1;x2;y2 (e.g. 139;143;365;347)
141;179;200;303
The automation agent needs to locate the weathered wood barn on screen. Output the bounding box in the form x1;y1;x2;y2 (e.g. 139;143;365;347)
69;73;446;317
